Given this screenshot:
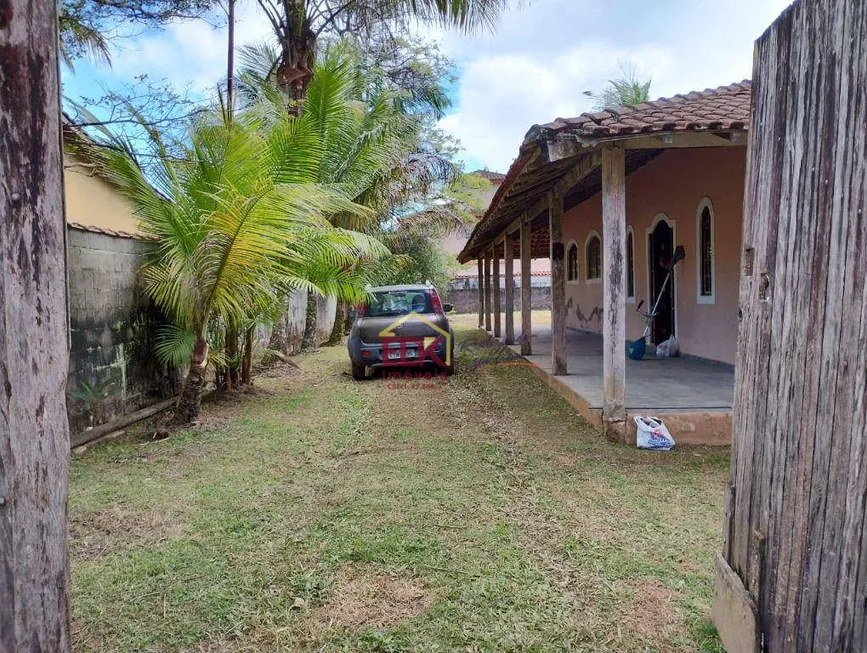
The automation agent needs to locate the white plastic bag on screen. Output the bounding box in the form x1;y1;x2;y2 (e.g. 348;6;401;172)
655;336;679;358
634;415;675;451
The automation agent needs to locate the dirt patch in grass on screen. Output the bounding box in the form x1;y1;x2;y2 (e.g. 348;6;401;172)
618;577;684;641
70;505;188;560
313;563;431;631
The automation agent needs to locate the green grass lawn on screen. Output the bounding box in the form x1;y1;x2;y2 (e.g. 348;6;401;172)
69;323;729;652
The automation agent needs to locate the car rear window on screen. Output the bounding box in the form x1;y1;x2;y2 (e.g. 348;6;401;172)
365;290;433;317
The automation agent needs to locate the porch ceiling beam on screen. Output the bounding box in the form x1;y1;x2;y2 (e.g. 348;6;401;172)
584;130;748;150
541;134;585;163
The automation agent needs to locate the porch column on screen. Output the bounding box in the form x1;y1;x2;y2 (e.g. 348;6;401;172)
484;252;492;331
492;243;502;338
549;189;567;375
601;145;627;440
504;231;515;345
477;257;484;328
520;219;533;355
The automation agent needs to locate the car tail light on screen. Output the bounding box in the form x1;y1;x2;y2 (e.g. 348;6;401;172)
428;290;443;313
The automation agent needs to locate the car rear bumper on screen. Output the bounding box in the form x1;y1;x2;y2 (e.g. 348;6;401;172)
348;335;450;368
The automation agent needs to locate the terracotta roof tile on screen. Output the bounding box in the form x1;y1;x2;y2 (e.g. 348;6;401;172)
470;169;507;182
527;80;752;144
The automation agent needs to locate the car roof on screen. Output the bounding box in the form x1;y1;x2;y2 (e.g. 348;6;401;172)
369;284;435;293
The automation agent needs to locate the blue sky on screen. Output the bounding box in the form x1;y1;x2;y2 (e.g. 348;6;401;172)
63;0;793;173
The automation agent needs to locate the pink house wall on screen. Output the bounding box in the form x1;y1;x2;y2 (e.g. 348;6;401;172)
560;147;746;365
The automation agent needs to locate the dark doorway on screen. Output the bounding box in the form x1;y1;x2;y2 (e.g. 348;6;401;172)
648;219;675;344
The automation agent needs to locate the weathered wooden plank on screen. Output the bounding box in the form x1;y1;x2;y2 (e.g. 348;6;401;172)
504;231;515;345
548;190;566;375
70;398;177;448
520;220;533;356
492;244;502;338
713;554;761;653
600;145;626;440
717;1;867;650
0;0;71;649
477;257;484;328
483;253;492;332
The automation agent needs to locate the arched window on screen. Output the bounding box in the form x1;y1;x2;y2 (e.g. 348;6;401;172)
586;232;602;282
567;241;579;282
697;199;715;303
626;227;635;301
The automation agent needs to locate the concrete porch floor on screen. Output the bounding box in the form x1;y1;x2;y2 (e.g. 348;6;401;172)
502;324;734;445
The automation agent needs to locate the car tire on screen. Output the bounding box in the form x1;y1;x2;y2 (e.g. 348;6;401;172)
351;364;367;381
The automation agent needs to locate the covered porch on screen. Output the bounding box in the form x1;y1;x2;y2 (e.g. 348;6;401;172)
459;83;751;445
507;322;733;445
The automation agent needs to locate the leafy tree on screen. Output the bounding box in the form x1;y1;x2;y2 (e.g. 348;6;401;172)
83;111;385;422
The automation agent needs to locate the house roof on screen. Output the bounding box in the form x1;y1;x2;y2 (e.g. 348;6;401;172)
470;169;507;183
525;81;752;142
458;81;752;263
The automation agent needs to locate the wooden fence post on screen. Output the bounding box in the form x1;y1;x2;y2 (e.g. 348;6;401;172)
0;0;72;649
714;2;867;651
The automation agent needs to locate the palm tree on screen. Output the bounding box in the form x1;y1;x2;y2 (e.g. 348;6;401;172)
254;0;509;112
86;111;384;422
239;42;465;345
587;63;652;110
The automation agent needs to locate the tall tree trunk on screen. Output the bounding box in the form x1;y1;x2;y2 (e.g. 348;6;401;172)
268;294;290;354
241;325;254;385
175;336;209;424
226;0;235;120
326;299;346;345
301;290;318;350
0;0;71;649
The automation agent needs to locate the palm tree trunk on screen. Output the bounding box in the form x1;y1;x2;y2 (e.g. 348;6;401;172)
225;324;239;389
326;299;346;345
268;294;289;354
301;289;318;350
241;325;254;385
226;0;236;120
176;335;209;424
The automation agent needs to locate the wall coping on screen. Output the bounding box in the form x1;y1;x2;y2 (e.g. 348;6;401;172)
67;221;159;242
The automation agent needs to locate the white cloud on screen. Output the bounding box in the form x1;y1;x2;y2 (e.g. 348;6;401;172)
109;0;273;94
434;0;795;172
440;43;673;171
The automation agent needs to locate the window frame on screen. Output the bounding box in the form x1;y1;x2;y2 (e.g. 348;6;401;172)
626;225;636;303
696;198;716;304
585;231;603;284
566;239;580;284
